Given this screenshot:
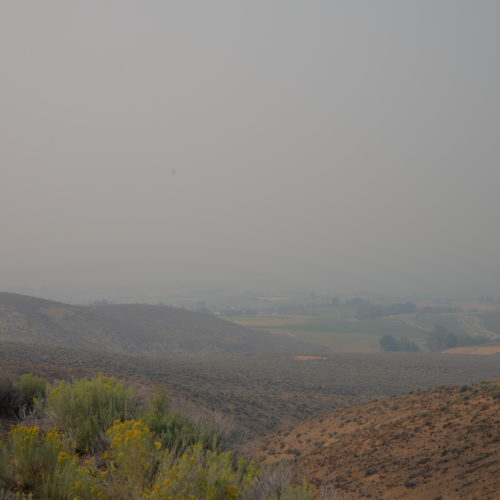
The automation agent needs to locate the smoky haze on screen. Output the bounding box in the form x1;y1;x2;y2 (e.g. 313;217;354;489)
1;1;500;301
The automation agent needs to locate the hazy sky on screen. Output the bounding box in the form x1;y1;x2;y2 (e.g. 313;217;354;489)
2;1;500;300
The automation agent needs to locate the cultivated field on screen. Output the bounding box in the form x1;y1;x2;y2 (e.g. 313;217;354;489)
225;306;500;353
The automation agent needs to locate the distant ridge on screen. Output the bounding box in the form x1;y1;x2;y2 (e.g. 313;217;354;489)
0;292;323;356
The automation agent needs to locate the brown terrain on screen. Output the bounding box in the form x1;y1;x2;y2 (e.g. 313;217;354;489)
443;346;500;355
242;382;500;499
0;292;323;356
2;341;499;440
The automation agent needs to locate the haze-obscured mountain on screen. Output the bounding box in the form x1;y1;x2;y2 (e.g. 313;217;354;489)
243;381;500;499
0;293;323;356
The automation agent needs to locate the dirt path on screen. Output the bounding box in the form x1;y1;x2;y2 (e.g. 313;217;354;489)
398;318;431;332
456;313;499;339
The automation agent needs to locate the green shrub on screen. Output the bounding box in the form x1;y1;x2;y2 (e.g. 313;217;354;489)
16;375;49;413
47;375;137;452
145;410;222;456
1;378;318;500
267;479;316;500
0;379;20;418
0;489;33;499
1;425;100;499
144;388;222;456
7;426;64;491
147;387;169;417
145;443;261;500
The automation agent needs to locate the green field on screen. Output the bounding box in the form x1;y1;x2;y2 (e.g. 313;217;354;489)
410;314;467;335
225;309;432;352
276;329;382;352
478;312;500;335
224;307;495;353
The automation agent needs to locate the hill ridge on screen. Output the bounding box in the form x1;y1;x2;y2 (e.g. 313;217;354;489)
0;292;323;356
243;381;500;499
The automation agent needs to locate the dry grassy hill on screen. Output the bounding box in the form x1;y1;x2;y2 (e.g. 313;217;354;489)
0;292;322;356
1;342;499;442
243;382;500;499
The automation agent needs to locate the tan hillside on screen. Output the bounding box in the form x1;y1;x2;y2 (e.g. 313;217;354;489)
243;382;500;499
0;292;323;356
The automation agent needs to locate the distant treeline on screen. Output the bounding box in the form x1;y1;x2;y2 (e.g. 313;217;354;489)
223;299;463;318
358;302;417;319
426;326;488;352
380;325;489;353
359;302;460;319
379;335;419;352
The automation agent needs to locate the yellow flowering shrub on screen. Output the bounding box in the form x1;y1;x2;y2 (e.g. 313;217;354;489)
105;419;160;493
47;375;137;453
3;425;102;500
0;377;317;500
104;420;262;500
145;444;261;500
7;426;66;490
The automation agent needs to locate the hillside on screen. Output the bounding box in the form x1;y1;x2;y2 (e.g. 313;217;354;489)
0;342;499;440
0;292;322;356
0;360;235;441
243;382;500;499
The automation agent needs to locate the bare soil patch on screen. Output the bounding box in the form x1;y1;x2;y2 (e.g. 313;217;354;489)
292;355;327;361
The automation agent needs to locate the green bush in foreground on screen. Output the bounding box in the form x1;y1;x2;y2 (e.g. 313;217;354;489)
16;374;49;414
47;375;137;453
0;420;315;499
0;425;99;499
145;388;223;456
0;379;19;418
0;374;317;499
0;490;33;499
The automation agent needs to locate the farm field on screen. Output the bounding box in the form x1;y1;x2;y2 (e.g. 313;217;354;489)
411;313;467;335
226;312;420;353
266;328;381;352
481;311;500;335
225;308;500;352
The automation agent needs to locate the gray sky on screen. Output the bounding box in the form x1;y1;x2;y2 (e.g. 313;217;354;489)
2;1;500;300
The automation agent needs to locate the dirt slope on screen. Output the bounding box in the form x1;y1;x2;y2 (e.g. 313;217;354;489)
243;382;500;499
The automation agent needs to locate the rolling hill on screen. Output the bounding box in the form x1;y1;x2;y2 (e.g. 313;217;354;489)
0;292;322;356
0;342;499;440
243;381;500;499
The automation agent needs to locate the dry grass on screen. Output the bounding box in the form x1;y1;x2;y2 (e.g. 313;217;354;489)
243;382;500;499
223;315;314;328
292;356;327;361
443;345;500;355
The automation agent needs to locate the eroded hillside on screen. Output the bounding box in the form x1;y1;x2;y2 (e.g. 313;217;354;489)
243;382;500;499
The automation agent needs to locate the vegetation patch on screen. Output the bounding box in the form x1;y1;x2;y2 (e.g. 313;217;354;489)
0;373;318;500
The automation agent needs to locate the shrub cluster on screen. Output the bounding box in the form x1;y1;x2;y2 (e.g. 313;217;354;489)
0;374;49;418
47;375;137;452
0;374;316;500
379;335;419;352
